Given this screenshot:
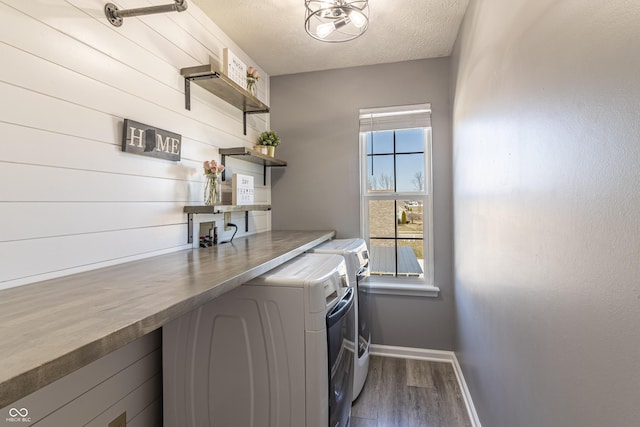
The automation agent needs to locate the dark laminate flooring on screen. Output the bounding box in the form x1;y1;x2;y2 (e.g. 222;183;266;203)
351;356;472;427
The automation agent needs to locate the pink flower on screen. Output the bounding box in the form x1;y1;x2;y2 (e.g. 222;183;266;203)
247;66;260;80
203;158;225;175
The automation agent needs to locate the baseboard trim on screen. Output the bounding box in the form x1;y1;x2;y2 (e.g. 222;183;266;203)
369;344;481;427
451;352;482;427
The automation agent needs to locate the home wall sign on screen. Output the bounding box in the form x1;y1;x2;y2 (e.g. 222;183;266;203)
122;119;181;161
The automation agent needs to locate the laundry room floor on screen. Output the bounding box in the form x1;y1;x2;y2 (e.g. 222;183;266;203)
351;356;472;427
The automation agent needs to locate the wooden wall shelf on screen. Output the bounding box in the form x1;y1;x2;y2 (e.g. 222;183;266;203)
220;147;286;185
183;204;272;243
181;64;270;135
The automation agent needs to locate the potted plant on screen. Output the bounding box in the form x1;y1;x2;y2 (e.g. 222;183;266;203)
255;130;280;157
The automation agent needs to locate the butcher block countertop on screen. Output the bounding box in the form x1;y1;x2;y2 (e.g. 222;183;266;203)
0;230;334;408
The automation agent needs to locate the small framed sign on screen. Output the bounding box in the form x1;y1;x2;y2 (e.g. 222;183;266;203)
122;119;181;161
223;48;247;88
232;173;254;205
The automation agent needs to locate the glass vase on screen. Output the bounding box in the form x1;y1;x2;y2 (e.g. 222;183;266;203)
246;77;257;97
204;173;221;206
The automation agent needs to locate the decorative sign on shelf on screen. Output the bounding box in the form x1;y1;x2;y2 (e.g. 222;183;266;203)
232;173;255;205
121;119;181;161
222;48;247;88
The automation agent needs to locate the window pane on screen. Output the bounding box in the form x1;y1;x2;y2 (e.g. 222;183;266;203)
397;201;423;238
368;200;396;238
367;155;395;192
396;129;424;153
397;239;424;278
369;239;395;276
395;153;425;192
371;131;394;154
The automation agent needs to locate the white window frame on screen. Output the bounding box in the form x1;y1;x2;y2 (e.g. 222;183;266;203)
359;104;439;297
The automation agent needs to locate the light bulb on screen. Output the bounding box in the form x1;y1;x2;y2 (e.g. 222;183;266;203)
349;10;366;28
316;21;336;39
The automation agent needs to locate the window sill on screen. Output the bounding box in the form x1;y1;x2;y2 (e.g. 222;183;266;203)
361;277;440;297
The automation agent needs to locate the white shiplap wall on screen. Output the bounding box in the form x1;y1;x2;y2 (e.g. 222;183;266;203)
7;330;162;426
0;0;272;290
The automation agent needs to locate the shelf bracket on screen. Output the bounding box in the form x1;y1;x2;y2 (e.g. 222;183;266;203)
184;73;222;111
221;154;227;181
105;0;187;27
184;78;191;110
243;110;269;136
187;213;193;244
243;112;247;135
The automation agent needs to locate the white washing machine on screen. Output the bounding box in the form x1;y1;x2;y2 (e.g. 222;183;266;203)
308;238;371;401
163;253;355;427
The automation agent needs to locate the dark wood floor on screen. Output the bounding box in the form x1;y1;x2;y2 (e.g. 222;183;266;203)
351;356;472;427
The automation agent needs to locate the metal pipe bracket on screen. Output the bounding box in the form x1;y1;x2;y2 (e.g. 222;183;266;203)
105;0;188;27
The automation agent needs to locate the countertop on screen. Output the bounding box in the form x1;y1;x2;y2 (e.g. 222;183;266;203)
0;230;334;408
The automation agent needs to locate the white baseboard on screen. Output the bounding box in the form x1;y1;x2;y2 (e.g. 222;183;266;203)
450;353;482;427
369;344;481;427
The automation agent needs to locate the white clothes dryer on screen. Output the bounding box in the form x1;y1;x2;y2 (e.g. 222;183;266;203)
163;253;355;427
308;238;371;401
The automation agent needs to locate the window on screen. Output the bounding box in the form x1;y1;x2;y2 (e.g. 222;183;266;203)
359;104;436;291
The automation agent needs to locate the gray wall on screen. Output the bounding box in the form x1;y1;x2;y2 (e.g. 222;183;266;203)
451;0;640;426
271;59;455;350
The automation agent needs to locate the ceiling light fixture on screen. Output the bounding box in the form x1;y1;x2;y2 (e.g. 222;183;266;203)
305;0;370;42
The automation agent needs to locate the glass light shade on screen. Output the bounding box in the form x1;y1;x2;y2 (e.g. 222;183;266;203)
305;0;370;42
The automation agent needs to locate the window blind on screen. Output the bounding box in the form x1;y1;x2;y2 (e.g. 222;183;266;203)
359;103;431;132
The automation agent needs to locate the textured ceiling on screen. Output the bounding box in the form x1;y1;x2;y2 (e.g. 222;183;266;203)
191;0;469;76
